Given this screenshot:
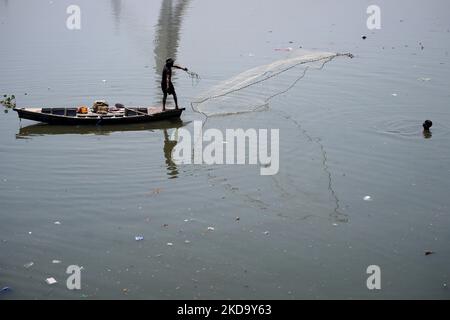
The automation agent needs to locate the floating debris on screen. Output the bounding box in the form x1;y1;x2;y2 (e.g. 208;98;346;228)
362;35;367;40
363;196;373;201
207;227;215;231
54;221;61;225
0;287;11;294
45;277;57;285
264;231;270;236
0;94;16;108
52;260;62;264
418;77;431;82
274;47;293;52
135;236;144;241
167;242;173;246
391;93;398;97
425;251;435;256
184;240;191;244
150;188;163;195
24;262;34;269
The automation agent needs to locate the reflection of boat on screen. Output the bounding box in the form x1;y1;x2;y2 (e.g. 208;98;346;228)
17;118;187;138
14;106;185;125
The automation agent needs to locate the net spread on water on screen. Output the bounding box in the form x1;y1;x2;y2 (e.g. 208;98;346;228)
190;50;353;118
187;50;353;223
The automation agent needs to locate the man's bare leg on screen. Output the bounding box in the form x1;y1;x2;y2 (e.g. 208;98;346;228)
173;91;179;109
162;92;167;111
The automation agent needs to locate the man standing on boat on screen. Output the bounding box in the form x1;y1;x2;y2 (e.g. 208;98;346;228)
161;58;188;111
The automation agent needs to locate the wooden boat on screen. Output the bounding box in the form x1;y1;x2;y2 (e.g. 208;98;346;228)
14;106;185;125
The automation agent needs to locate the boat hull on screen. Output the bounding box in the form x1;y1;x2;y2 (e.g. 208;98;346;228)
14;107;185;125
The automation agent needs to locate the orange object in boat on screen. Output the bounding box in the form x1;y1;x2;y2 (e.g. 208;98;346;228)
77;106;88;114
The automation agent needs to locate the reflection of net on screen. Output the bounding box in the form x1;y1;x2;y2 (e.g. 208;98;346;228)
191;51;352;118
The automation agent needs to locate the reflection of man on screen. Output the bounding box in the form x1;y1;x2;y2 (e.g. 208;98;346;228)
163;128;179;178
161;58;188;110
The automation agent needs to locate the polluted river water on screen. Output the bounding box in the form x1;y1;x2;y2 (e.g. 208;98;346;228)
0;0;450;299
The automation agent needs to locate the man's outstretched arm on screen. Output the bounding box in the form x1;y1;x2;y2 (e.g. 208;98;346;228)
174;65;188;71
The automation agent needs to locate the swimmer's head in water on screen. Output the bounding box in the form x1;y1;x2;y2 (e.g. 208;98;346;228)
423;120;433;131
166;58;175;67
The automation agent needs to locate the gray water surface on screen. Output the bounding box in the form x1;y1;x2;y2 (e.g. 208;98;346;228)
1;0;450;299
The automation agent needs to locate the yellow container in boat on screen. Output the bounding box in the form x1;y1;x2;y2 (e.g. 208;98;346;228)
77;106;88;114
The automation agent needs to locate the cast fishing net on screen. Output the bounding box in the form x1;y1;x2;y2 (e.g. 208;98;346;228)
190;50;353;118
186;50;353;224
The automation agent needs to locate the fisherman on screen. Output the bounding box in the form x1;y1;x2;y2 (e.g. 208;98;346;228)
161;58;188;111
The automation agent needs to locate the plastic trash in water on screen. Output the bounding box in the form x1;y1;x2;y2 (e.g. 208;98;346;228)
274;47;293;52
207;227;215;231
45;277;57;285
135;236;144;241
24;262;34;269
363;196;372;201
52;260;62;264
0;287;11;294
54;221;61;225
167;242;173;246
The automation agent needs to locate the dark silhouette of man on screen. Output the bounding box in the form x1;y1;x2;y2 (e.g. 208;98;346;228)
161;58;187;110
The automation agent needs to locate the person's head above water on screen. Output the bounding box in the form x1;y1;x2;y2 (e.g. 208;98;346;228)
166;58;175;67
423;120;433;131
